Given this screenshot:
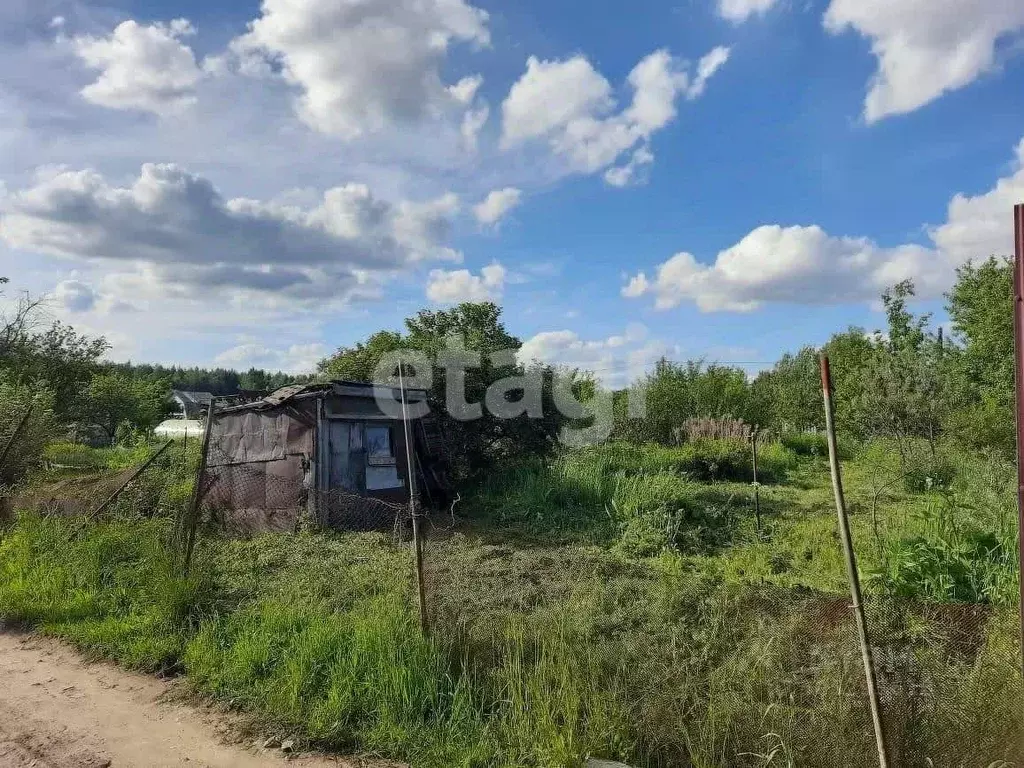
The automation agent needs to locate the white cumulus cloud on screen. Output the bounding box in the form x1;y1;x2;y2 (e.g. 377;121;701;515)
72;19;204;115
718;0;781;22
517;323;672;386
825;0;1024;122
624;135;1024;311
426;262;506;302
214;341;328;373
231;0;490;139
0;164;461;303
500;47;729;182
473;187;522;225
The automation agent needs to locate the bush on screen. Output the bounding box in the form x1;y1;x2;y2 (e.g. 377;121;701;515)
875;531;1014;603
780;431;828;457
0;376;56;486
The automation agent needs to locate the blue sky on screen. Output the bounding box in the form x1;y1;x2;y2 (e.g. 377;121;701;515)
1;0;1023;384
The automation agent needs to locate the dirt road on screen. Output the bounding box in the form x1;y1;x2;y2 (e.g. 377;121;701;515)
0;631;395;768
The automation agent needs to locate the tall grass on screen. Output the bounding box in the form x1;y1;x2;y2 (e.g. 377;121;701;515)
0;513;1020;766
468;440;797;555
2;437;1022;766
0;515;208;670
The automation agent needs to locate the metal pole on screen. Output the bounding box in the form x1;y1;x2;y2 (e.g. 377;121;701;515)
88;441;172;519
182;401;215;576
821;355;890;768
0;403;34;475
751;428;761;536
1012;203;1024;687
399;367;429;636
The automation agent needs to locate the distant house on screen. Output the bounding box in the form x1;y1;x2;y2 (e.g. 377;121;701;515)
200;381;450;534
170;390;214;420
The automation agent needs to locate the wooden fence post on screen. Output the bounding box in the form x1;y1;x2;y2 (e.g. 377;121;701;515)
88;441;172;519
0;403;34;475
181;402;215;576
750;428;761;536
399;367;429;637
821;354;889;768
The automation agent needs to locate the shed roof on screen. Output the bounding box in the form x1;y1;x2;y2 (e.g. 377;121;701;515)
171;390;215;406
217;380;428;414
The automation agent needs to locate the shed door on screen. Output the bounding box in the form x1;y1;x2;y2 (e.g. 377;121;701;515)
327;421;365;492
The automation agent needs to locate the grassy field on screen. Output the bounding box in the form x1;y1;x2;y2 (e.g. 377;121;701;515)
0;437;1021;766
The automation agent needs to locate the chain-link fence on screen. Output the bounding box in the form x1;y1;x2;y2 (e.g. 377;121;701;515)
171;401;1024;767
414;440;1024;766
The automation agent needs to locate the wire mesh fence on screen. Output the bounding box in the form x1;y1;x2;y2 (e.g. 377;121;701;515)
413;438;1024;765
192;441;412;537
159;399;1024;765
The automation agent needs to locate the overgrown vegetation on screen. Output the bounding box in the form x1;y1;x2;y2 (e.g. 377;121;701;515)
1;451;1020;766
2;259;1024;765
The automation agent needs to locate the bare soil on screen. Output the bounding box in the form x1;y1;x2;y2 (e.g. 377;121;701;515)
0;631;401;768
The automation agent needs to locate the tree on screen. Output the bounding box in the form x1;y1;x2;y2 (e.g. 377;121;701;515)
0;373;56;486
618;359;752;443
318;331;404;382
80;372;170;443
0;281;109;424
319;302;571;476
944;256;1014;451
848;281;948;467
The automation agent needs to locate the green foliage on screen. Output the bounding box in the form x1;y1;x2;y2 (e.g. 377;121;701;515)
0;515;210;670
872;451;1019;603
617;360;752;443
317;330;404;381
100;361;303;395
1;514;1019;767
779;431;828;457
465;441;796;556
320;302;571;478
0;374;57;486
79;371;170;442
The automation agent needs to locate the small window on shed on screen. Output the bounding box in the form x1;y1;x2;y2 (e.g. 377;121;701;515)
365;424;403;490
365;425;396;466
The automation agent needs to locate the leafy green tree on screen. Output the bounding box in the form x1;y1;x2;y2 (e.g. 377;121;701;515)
0;373;56;486
751;348;820;432
318;331;404;382
0;281;108;424
944;257;1014;451
848;281;948;468
80;372;170;443
618;359;752;443
320;303;570;476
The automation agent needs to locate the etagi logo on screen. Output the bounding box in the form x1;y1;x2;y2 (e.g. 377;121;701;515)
370;336;647;446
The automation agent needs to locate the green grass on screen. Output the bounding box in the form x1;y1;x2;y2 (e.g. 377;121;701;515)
1;439;1021;766
42;440;157;472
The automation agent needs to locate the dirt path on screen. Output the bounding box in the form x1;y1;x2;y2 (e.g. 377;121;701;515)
0;631;399;768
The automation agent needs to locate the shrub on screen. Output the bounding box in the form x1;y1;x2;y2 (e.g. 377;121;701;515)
780;431;828;457
672;438;797;483
0;376;56;486
676;416;751;443
875;531;1014;603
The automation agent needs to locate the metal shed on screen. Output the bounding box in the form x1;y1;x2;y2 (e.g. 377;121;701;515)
199;381;448;535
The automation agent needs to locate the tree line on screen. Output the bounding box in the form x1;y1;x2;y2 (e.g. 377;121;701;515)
0;255;1015;483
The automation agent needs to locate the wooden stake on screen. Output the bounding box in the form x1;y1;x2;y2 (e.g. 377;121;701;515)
399;367;429;637
751;428;761;536
182;402;215;576
821;354;890;768
0;403;34;475
88;440;172;520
